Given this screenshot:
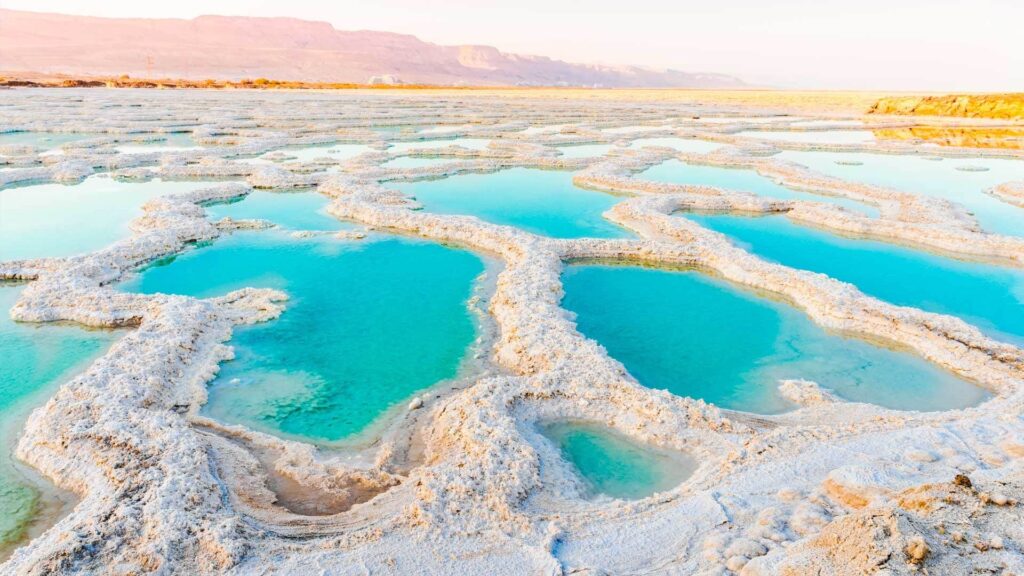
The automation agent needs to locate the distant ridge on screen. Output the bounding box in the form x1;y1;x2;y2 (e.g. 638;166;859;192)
0;9;744;88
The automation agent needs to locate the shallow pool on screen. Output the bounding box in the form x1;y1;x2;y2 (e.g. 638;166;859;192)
0;284;118;554
561;264;987;413
121;231;485;443
0;132;100;150
0;177;230;261
541;421;696;500
205;190;349;230
628;138;722;154
396;168;631;238
639;159;878;216
776;151;1024;236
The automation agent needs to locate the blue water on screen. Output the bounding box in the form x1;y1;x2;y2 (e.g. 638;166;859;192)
561;264;988;413
686;213;1024;345
395;168;631;238
639;159;879;216
0;284;117;551
0;132;100;150
121;231;484;443
628;138;722;154
205;190;349;231
277;144;372;163
541;421;696;499
776;151;1024;237
1;177;231;261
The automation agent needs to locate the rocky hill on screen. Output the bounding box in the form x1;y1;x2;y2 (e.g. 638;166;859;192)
0;9;744;88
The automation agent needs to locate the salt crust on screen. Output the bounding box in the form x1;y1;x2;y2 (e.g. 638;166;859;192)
1;92;1023;575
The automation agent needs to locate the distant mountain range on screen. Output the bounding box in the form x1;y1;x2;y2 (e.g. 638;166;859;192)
0;9;744;88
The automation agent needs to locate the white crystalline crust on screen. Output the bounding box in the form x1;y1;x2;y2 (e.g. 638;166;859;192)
1;90;1024;575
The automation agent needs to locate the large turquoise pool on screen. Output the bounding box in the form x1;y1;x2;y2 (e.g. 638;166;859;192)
561;264;988;413
121;231;485;443
396;168;631;238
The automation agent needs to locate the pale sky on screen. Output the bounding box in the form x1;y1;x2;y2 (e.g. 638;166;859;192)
4;0;1021;90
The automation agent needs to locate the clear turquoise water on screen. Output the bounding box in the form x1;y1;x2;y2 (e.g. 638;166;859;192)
776;151;1024;237
121;231;484;443
1;177;229;261
686;213;1024;345
395;168;631;238
205;190;349;231
541;421;696;500
628;138;723;154
556;144;615;158
381;157;456;169
561;264;988;413
737;130;877;144
0;132;99;150
0;285;117;550
639;159;879;217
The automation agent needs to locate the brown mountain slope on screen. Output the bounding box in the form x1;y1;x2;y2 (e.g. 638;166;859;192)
0;9;744;88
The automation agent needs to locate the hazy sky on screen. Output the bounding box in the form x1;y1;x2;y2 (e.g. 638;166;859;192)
5;0;1021;90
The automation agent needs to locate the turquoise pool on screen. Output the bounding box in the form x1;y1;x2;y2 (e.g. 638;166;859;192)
121;231;485;443
541;421;696;500
561;264;987;413
639;159;879;216
776;151;1024;237
396;168;631;238
686;213;1024;345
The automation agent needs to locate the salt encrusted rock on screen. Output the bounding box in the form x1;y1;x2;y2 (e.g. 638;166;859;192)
334;230;367;240
49;159;94;182
986;181;1024;208
778;379;838;406
217;217;274;231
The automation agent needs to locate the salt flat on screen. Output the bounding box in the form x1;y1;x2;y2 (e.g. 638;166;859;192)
1;88;1023;575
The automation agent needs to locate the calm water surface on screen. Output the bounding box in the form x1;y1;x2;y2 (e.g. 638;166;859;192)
122;231;484;443
396;168;631;238
562;264;987;413
541;421;696;500
686;213;1024;345
776;151;1024;237
639;159;878;216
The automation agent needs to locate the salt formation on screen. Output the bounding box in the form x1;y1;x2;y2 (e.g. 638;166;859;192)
1;90;1023;575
